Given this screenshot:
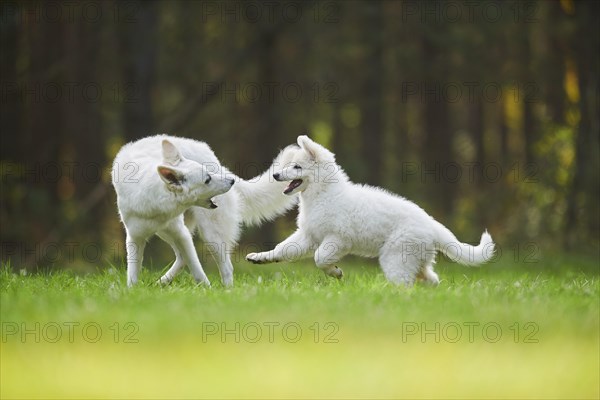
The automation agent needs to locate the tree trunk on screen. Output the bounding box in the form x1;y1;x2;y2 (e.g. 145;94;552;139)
62;14;105;243
0;10;19;161
564;0;600;249
118;0;158;141
360;0;384;186
469;99;485;185
24;20;64;245
545;1;567;125
421;23;455;217
424;100;453;216
519;25;536;166
236;23;282;246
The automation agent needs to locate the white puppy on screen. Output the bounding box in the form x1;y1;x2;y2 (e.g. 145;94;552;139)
246;135;495;286
112;135;298;287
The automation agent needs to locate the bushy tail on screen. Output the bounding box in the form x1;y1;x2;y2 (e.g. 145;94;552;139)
235;145;299;226
434;221;495;266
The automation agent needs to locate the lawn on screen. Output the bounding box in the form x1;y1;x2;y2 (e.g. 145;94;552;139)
1;253;598;399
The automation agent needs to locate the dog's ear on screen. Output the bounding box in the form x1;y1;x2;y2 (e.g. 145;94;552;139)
157;165;185;189
297;135;319;160
297;135;334;162
162;139;182;165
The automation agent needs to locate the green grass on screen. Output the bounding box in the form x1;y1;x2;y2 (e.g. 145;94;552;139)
1;254;599;399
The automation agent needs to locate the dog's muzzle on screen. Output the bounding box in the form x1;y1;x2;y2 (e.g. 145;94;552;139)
283;179;303;195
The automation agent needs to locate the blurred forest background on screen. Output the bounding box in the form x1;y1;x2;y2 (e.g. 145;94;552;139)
1;0;598;271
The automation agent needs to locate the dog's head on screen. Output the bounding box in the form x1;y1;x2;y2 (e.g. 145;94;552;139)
157;140;234;208
273;135;340;196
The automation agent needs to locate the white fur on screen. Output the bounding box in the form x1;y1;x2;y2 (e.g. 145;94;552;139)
246;135;495;286
112;134;298;287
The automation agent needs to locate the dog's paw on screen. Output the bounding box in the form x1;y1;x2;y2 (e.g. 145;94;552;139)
157;275;173;286
246;253;265;264
221;276;234;288
327;266;344;279
195;278;211;288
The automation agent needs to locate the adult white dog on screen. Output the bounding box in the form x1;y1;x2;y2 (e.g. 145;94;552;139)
246;135;495;286
112;135;298;287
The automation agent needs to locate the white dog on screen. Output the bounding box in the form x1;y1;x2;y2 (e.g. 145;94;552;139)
246;135;495;286
112;135;298;287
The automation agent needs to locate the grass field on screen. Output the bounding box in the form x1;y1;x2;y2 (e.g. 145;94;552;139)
1;253;599;399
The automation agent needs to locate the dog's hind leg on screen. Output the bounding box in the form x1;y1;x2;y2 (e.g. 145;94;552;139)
163;217;211;287
378;247;421;287
156;230;186;285
314;237;347;279
422;264;440;285
420;254;440;285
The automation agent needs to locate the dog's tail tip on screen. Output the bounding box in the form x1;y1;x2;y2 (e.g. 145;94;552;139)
481;229;492;243
478;229;495;263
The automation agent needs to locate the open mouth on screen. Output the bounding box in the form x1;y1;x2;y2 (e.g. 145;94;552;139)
208;199;217;209
284;179;303;195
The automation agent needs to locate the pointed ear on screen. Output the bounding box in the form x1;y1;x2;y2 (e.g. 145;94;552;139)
297;135;334;162
157;165;184;187
297;135;314;149
297;135;318;160
162;139;182;165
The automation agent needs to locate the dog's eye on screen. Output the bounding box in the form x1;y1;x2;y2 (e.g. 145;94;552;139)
293;165;301;169
205;175;211;184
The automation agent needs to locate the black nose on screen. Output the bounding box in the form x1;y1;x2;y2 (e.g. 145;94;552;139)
273;172;280;180
229;178;235;185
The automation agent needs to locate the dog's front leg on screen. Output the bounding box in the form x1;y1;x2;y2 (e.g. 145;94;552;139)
196;225;235;287
126;233;147;287
209;245;234;288
314;237;347;279
246;229;313;264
